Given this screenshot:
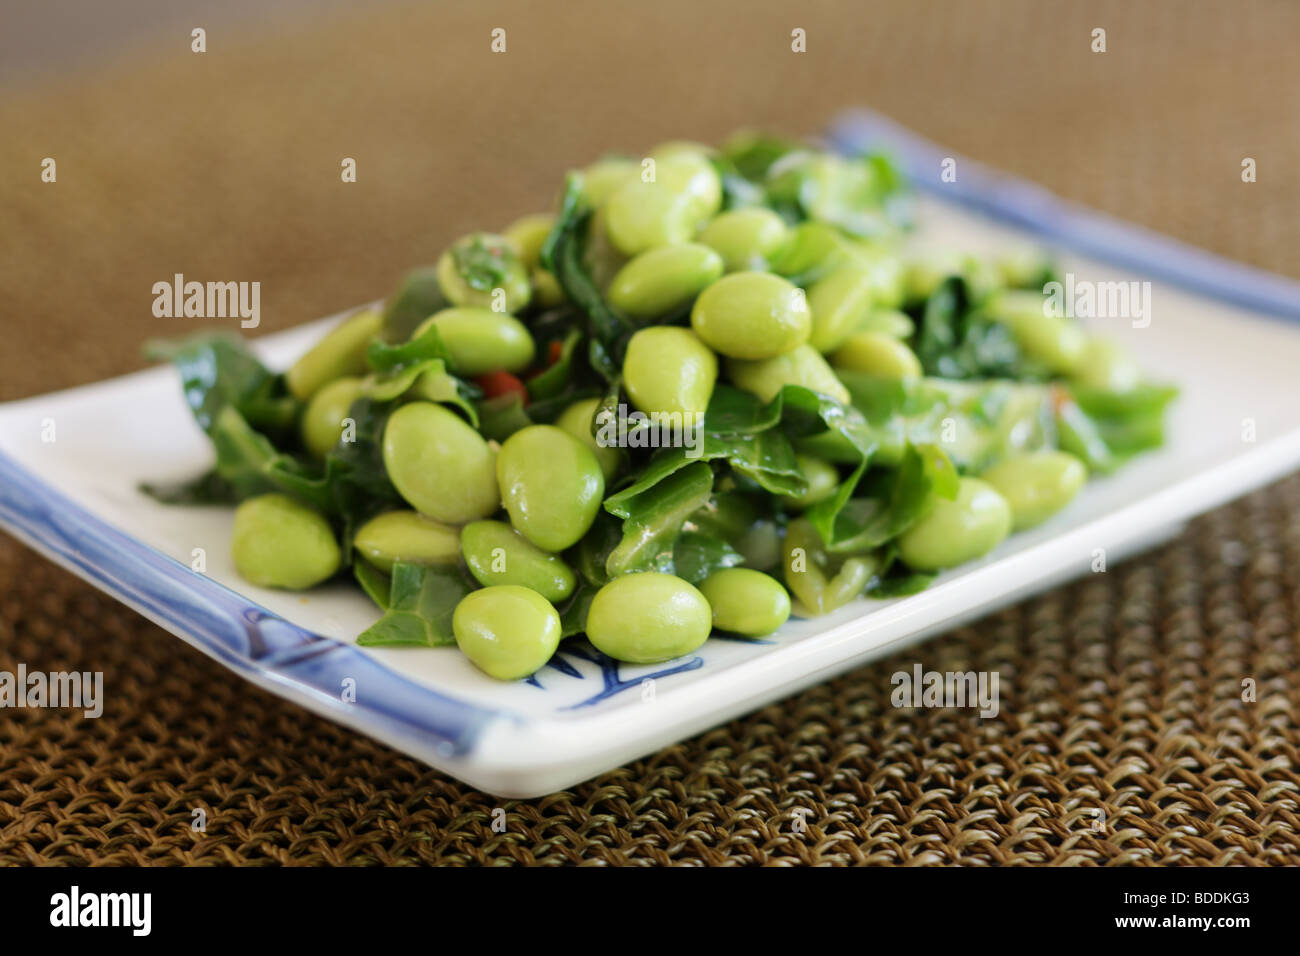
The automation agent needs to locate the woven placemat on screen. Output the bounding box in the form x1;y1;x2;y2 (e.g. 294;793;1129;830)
2;0;1298;865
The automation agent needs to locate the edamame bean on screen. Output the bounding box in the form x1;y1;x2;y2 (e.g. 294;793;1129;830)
582;157;639;207
436;232;532;314
859;308;915;339
698;568;791;637
779;454;840;510
232;493;340;589
300;375;364;458
416;308;535;375
286;309;382;401
531;268;566;308
453;585;561;680
353;510;460;573
623;326;717;417
607;243;724;319
502;213;554;269
382;402;500;523
585;572;712;663
652;150;723;224
603;179;696;256
461;520;576;602
773;221;855;284
980;451;1087;530
555;398;621;481
726;345;850;404
1072;339;1141;391
989;290;1086;375
781;518;875;615
829;331;922;379
806;263;878;353
896;477;1012;571
691;272;811;359
696;208;789;272
497;425;605;551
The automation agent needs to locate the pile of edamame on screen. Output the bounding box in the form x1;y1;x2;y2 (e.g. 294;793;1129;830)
151;133;1175;682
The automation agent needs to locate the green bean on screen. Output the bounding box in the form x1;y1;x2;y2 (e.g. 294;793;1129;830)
300;376;364;459
623;326;717;417
698;568;791;636
496;425;605;551
286;309;382;401
416;308;535;375
460;520;576;601
829;331;922;378
859;308;915;338
382;402;500;523
555;398;622;481
652;149;723;224
980;451;1087;530
585;572;712;663
607;243;724;319
726;345;850;404
453;585;562;680
696;207;789;272
232;493;340;589
603;180;696;256
691;272;811;359
773;221;855;284
896;477;1012;571
353;510;460;573
437;232;532;314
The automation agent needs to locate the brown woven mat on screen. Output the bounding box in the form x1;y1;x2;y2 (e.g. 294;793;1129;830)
2;0;1298;865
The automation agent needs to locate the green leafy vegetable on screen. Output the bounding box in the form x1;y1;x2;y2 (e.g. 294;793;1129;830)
356;561;474;647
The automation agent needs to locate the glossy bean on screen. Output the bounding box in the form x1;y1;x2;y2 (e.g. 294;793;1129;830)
697;208;790;273
581;157;639;208
232;493;340;589
806;263;878;353
416;308;535;376
436;232;532;313
859;308;915;339
691;272;811;359
829;331;922;378
460;520;576;602
607;243;724;319
585;572;712;663
453;585;562;680
779;454;841;510
623;326;717;417
726;345;850;404
1072;339;1142;391
896;477;1012;571
781;518;875;615
555;398;622;481
989;290;1086;374
502;213;554;269
773;221;855;285
698;568;791;637
300;376;364;458
286;309;382;400
496;425;605;551
980;450;1087;530
382;402;500;524
651;150;723;225
603;179;696;256
353;510;460;573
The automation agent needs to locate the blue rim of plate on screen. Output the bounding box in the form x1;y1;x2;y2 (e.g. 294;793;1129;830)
4;107;1300;768
827;108;1300;321
0;449;500;758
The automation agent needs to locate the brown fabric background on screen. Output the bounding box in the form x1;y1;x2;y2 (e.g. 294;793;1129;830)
2;0;1298;864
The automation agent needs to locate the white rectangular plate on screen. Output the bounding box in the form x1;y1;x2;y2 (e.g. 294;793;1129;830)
3;112;1300;797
